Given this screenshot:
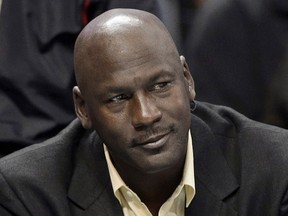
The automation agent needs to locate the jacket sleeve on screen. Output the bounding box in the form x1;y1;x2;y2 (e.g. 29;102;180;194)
0;204;16;216
0;172;30;216
280;187;288;215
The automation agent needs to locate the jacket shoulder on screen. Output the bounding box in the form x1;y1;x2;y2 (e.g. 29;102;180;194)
0;119;86;215
193;101;288;168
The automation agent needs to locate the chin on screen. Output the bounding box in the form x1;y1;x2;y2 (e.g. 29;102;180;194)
136;154;181;175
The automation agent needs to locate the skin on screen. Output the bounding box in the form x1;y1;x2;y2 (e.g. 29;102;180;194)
73;9;196;215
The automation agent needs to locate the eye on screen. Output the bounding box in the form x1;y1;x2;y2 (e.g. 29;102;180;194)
109;94;130;103
152;82;171;91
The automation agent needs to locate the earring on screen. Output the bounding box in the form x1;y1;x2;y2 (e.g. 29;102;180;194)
190;100;197;112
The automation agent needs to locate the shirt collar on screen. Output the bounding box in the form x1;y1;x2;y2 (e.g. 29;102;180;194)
104;130;195;206
182;130;195;206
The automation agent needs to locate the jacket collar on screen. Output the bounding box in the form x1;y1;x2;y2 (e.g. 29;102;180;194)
67;129;123;215
188;111;239;215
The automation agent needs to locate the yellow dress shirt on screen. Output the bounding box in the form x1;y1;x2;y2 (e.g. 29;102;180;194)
104;131;195;216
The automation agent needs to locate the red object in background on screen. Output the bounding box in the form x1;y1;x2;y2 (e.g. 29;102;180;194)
82;0;91;26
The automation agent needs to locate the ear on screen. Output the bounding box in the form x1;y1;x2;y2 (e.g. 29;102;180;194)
72;86;92;129
180;55;196;102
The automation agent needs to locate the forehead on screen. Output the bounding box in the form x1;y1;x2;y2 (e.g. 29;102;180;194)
86;27;178;77
91;49;181;91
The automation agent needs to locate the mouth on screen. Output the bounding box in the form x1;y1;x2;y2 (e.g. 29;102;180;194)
134;132;171;150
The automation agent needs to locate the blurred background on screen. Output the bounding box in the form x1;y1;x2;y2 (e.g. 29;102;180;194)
0;0;287;157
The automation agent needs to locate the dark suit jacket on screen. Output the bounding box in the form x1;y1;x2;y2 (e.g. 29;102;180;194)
0;102;288;215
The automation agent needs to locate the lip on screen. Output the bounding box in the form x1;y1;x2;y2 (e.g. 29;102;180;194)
136;133;170;150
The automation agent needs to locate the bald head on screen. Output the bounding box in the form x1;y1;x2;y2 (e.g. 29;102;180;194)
74;9;180;94
72;7;195;149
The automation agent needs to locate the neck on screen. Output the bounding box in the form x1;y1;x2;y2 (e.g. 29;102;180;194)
115;159;185;214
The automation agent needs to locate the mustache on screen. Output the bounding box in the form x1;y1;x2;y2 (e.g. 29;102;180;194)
131;125;175;145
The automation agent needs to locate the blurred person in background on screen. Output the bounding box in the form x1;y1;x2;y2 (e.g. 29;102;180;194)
0;0;106;157
262;48;288;128
187;0;288;123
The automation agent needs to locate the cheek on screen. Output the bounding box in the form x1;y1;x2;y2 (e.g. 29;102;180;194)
172;98;191;126
163;87;191;116
90;108;131;144
165;90;192;131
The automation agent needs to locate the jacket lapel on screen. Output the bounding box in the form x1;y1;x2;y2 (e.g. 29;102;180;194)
67;130;123;216
188;114;239;216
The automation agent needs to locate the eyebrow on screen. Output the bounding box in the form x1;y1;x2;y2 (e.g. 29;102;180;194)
147;70;176;83
101;70;176;96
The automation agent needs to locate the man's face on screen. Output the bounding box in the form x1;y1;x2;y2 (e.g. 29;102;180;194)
75;30;195;175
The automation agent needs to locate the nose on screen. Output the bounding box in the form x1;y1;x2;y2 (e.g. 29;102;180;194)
131;92;162;130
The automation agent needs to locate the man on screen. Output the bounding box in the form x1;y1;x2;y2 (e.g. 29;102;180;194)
0;8;288;216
